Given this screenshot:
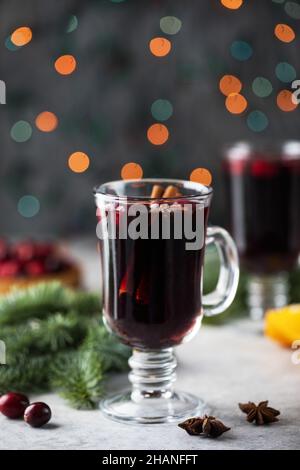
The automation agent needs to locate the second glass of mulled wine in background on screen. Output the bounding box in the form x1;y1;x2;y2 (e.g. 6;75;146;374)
223;141;300;320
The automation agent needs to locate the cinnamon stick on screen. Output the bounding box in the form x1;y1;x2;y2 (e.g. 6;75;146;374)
151;184;164;199
163;185;178;198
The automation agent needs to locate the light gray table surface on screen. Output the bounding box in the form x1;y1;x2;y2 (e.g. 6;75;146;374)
1;239;299;450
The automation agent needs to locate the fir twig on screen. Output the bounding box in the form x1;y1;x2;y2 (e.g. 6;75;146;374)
51;350;104;409
82;322;130;372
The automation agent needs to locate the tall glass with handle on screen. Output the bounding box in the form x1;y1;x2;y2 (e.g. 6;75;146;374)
95;179;239;424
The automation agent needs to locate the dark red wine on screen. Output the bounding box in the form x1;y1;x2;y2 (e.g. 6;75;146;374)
98;202;209;349
224;150;300;275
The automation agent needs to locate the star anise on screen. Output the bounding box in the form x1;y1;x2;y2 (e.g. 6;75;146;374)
178;415;230;438
178;417;204;435
239;401;280;425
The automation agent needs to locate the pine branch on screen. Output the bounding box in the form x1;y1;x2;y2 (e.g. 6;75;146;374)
0;354;52;394
1;312;88;355
0;282;102;326
82;322;130;372
67;291;101;316
0;282;70;326
51;350;104;409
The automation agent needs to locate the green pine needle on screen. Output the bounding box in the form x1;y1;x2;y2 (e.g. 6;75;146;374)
0;282;70;326
82;322;130;372
51;350;104;409
0;282;101;327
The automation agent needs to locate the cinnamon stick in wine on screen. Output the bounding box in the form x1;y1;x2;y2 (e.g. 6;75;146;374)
151;185;164;198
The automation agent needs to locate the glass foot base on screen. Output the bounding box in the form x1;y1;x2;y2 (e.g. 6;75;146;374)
100;389;208;424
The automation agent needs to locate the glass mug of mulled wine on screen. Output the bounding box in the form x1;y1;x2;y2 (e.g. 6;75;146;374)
94;179;239;424
223;142;300;321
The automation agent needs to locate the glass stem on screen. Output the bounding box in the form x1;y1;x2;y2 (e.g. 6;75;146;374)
129;348;177;403
247;273;289;321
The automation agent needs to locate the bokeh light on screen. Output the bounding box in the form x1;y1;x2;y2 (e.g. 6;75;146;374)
35;112;58;132
275;62;296;83
151;99;173;121
274;24;295;43
219;75;242;96
149;38;172;57
54;55;77;75
5;36;20;51
221;0;243;9
190;168;212;186
147;124;169;145
277;90;298;112
230;41;253;61
10;121;32;142
285;1;300;19
66;15;78;33
18;195;40;218
11;27;32;46
121;163;143;180
225;93;248;114
247;111;269;132
160;17;182;35
68;152;90;173
252;77;273;98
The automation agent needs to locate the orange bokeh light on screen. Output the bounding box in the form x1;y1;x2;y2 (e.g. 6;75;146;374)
68;152;90;173
190;168;212;186
221;0;243;10
219;75;242;96
277;90;298;112
149;37;172;57
274;24;295;43
147;124;169;145
35;112;58;132
121;163;143;180
225;93;248;114
54;55;77;75
11;27;32;46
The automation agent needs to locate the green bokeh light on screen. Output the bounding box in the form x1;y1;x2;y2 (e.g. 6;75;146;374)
230;41;253;61
275;62;296;83
247;111;269;132
5;36;20;51
285;1;300;19
10;121;32;142
18;195;40;218
66;15;78;33
151;99;173;122
252;77;273;98
160;16;182;35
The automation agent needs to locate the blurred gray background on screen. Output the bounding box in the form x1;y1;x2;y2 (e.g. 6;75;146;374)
0;0;300;237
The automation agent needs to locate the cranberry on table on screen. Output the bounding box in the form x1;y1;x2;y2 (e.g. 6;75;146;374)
24;402;51;428
0;392;30;419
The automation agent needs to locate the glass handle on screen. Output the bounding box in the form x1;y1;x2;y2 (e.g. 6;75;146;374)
202;226;239;316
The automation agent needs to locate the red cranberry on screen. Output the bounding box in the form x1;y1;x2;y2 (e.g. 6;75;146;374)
24;402;51;428
0;392;30;419
24;260;46;276
0;260;22;277
35;243;54;259
13;242;35;262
